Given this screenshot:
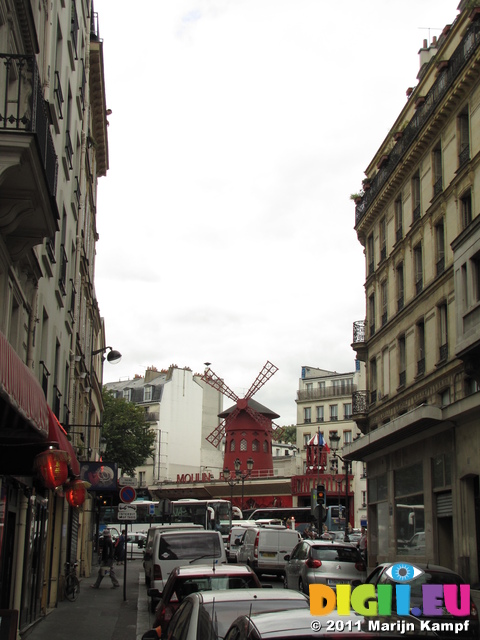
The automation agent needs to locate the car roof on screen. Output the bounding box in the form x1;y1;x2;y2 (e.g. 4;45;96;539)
241;609;363;635
170;564;255;578
189;589;309;605
303;539;356;548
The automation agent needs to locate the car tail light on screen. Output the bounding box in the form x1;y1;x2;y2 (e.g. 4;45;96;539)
254;531;260;558
355;561;366;572
306;558;322;569
154;563;162;580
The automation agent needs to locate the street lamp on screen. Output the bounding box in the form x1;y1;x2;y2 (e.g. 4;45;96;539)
329;431;351;542
235;457;254;511
92;345;122;364
223;465;240;528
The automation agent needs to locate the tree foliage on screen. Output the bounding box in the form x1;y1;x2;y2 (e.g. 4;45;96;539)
276;425;297;444
101;389;156;476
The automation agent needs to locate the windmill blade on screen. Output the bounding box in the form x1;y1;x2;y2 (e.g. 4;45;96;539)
201;368;239;403
245;404;273;432
244;361;278;400
271;423;287;441
206;419;227;448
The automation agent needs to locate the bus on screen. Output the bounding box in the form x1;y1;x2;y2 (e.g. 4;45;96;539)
246;505;346;533
99;498;233;534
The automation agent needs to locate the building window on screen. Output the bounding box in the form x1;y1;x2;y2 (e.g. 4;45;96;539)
369;357;377;404
414;243;423;294
398;334;406;387
344;430;352;444
395;197;403;242
230;439;235;451
240;439;247;452
304;407;311;424
432;453;452;488
439;388;450;408
458;107;470;167
361;464;367;479
432;145;442;196
367;234;374;275
303;434;311;448
144;386;152;402
329;405;338;421
330;457;338;474
396;262;404;311
252;439;259;451
316;406;324;422
381;279;388;326
438;303;448;362
263;440;268;453
473;253;480;303
343;403;352;420
417;319;425;376
318;381;325;392
412;171;421;222
435;221;445;276
123;388;131;401
368;292;376;337
461;190;472;229
380;217;387;261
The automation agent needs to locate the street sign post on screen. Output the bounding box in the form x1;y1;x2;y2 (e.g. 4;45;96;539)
119;486;137;503
118;504;137;521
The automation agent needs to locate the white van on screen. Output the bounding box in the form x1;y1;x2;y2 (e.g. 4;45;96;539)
226;522;258;562
236;525;301;577
144;527;227;610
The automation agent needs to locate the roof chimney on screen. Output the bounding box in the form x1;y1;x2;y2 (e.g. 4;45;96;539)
418;36;438;79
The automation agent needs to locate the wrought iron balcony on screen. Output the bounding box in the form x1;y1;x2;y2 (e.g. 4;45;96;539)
0;53;59;259
355;16;480;227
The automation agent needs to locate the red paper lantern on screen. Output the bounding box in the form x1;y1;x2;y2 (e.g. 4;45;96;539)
34;449;69;489
65;479;87;507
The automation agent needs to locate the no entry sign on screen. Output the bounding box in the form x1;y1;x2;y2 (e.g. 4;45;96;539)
119;486;136;503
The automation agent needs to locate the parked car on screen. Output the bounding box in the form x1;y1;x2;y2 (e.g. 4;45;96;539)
365;562;479;638
284;539;366;593
223;609;439;639
236;525;301;577
163;588;310;640
125;532;147;559
144;527;227;610
143;524;204;587
227;523;258;562
152;564;262;636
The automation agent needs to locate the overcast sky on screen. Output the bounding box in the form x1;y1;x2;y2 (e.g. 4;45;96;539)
94;0;458;427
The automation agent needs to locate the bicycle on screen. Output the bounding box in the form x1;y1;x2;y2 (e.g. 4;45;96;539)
64;561;80;601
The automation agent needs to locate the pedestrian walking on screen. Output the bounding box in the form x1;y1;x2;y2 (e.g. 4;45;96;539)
91;530;120;588
357;526;368;566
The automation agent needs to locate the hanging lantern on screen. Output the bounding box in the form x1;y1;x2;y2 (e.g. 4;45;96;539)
64;479;87;507
34;449;69;489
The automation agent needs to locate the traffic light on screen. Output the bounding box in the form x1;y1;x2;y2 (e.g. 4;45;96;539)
317;484;326;506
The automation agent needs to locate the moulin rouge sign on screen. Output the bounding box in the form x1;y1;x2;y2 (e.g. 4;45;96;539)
176;471;219;483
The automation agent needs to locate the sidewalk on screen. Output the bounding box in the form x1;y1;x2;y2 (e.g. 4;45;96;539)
22;560;154;640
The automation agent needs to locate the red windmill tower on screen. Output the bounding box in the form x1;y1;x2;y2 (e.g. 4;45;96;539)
202;361;283;474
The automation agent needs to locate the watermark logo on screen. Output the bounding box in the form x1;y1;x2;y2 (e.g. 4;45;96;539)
309;562;471;618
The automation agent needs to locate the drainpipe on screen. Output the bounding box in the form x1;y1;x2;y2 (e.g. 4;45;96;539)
12;492;29;619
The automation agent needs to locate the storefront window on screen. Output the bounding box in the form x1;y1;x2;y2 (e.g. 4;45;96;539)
395;463;425;555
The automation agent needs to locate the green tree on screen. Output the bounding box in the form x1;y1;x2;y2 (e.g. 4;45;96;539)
101;389;156;476
276;425;296;444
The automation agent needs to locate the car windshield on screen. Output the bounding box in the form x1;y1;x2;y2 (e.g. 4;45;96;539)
198;599;309;639
311;546;360;562
159;534;221;560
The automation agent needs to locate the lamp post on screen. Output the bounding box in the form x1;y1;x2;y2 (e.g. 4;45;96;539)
329;431;351;542
235;457;254;512
223;465;240;528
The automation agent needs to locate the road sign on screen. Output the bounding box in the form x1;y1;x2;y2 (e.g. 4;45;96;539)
119;486;137;503
119;476;138;488
149;503;155;515
118;504;137;521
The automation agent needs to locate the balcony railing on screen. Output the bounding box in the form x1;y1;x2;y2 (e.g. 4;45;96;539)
433;177;443;197
352;391;367;414
412;204;421;223
459;143;470;168
58;244;68;297
297;385;355;402
355;16;480;226
0;54;58;197
353;320;365;344
399;370;406;387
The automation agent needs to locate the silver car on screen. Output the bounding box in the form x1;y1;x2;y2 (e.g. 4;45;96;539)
284;539;366;593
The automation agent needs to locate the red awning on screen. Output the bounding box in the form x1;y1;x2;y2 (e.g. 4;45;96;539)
47;408;80;477
0;329;49;437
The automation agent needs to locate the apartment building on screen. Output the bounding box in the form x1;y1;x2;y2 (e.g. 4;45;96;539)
347;1;480;583
104;366;224;488
295;364;367;527
0;0;110;628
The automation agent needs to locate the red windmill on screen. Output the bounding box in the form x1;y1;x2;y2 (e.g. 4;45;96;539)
202;361;283;474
